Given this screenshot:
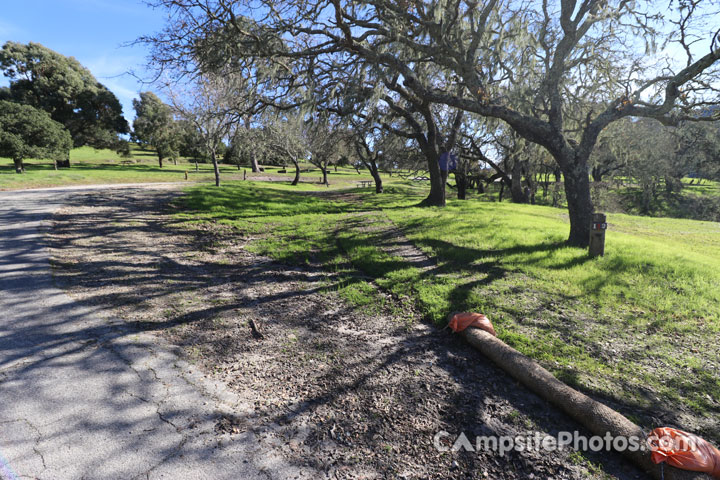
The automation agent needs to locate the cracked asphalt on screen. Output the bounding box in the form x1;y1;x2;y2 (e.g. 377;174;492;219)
0;184;313;480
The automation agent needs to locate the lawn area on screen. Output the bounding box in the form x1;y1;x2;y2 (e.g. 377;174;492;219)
0;146;217;190
178;180;720;444
0;146;382;190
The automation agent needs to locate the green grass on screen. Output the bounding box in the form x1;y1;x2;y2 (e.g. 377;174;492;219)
178;180;720;442
0;146;222;189
0;146;387;190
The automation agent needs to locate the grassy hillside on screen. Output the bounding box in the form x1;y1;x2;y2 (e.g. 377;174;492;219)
0;145;379;190
178;181;720;443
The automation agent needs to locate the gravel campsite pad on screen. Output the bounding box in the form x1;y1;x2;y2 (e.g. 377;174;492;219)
49;187;644;479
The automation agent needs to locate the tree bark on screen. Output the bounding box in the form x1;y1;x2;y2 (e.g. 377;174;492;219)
158;154;164;168
370;165;383;193
459;326;704;480
13;158;24;173
250;151;260;173
291;158;300;186
455;171;467;200
510;161;525;203
211;150;221;187
562;158;594;247
423;152;446;206
321;165;328;185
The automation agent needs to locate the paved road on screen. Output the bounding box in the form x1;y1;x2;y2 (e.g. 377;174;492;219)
0;185;307;480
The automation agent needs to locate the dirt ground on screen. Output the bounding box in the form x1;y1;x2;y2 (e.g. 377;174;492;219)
49;187;647;479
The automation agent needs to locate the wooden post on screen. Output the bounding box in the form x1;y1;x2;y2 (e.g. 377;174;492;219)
184;171;188;181
589;213;607;258
243;169;247;180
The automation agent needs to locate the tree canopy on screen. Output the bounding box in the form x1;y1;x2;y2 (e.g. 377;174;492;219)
0;41;129;149
133;91;178;167
0;100;72;173
144;0;720;246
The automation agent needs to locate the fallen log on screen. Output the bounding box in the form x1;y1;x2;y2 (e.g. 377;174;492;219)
458;324;709;480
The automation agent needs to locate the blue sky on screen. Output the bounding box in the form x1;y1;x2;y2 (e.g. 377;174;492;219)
0;0;168;123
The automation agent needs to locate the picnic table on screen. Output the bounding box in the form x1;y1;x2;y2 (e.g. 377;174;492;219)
357;180;373;188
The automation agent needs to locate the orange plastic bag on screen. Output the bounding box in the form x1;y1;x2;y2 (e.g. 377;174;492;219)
648;427;720;478
448;312;496;336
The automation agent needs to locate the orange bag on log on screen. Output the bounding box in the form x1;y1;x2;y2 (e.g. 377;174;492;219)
448;312;496;336
649;427;720;478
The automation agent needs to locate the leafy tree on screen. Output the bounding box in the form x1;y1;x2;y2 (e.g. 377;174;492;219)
176;119;208;161
168;72;251;186
133;92;179;168
607;118;673;212
346;117;412;194
144;0;720;246
253;113;307;185
0;41;129;150
304;115;350;186
223;137;245;166
590;122;628;184
668;121;720;187
0;100;72;173
237;118;265;172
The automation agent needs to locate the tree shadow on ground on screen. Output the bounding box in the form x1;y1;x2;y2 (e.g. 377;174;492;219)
27;188;653;479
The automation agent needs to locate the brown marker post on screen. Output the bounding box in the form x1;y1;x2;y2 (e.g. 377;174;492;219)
589;213;607;257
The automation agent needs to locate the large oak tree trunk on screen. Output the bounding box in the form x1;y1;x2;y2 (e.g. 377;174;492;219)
370;165;383;193
423;153;446;206
250;151;260;173
291;159;300;186
562;158;594;247
13;158;24;173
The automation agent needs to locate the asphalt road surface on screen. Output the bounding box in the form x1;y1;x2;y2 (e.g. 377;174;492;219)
0;185;309;480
